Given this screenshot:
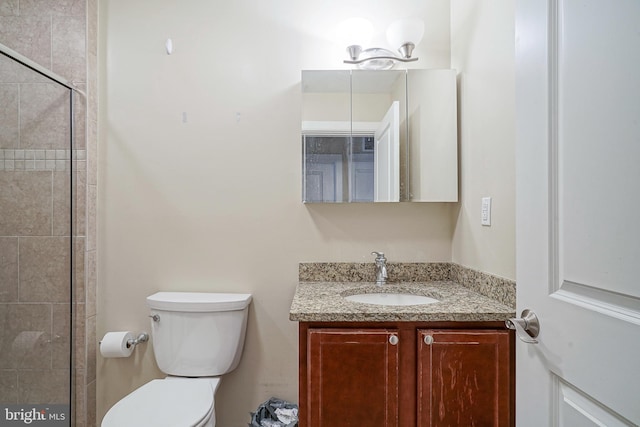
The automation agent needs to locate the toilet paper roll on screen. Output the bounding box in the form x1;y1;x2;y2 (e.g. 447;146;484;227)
100;331;135;358
12;331;47;356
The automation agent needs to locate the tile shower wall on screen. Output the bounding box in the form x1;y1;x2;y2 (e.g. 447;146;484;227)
0;0;97;425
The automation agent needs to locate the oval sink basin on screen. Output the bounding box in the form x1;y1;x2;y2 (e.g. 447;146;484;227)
344;293;439;306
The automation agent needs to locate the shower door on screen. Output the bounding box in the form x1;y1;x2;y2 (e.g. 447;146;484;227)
0;45;76;426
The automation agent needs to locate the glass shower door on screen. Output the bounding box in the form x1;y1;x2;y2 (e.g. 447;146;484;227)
0;46;75;426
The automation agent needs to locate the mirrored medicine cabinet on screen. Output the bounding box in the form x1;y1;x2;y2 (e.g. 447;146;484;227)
302;69;458;203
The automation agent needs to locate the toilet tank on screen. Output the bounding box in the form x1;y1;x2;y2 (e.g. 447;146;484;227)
146;292;252;377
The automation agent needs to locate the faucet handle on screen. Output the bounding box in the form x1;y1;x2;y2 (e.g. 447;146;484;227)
371;251;386;261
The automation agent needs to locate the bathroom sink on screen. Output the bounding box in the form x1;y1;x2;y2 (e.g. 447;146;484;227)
344;292;439;306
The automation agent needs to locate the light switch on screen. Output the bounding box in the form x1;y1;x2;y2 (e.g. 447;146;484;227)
481;197;491;226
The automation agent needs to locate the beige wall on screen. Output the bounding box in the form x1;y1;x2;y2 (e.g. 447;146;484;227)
98;1;454;426
450;0;516;280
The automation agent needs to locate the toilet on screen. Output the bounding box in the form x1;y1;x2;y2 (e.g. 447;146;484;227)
102;291;252;427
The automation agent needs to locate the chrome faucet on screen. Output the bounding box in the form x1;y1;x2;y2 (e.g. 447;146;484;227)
372;251;388;285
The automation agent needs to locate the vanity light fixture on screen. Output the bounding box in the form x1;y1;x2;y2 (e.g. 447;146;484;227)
343;18;424;70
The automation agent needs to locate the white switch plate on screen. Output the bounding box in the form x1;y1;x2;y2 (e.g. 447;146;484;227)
481;197;492;226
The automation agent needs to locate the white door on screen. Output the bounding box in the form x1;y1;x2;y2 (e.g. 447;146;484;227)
350;154;374;202
374;101;400;202
516;1;640;425
304;155;342;202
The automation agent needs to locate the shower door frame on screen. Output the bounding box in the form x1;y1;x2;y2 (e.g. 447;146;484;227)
1;41;82;425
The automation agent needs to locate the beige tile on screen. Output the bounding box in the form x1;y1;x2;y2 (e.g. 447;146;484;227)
0;171;52;236
87;0;97;57
0;55;51;84
0;303;52;369
73;84;87;150
75;170;86;235
87;121;97;185
0;237;18;302
74;237;86;303
0;84;19;148
19;0;85;16
74;368;87;427
52;15;86;83
86;250;96;317
86;379;96;427
0;16;52;69
20;83;71;150
0;0;19;16
52;170;86;237
76;304;86;364
85;315;96;384
52;303;87;370
53;171;71;236
18;369;70;404
86;185;97;251
51;304;72;369
19;237;70;302
0;369;18;403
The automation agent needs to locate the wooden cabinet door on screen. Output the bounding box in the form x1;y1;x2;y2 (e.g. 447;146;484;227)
417;329;512;427
306;328;399;427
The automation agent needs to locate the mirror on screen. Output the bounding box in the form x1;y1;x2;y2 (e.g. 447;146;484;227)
301;69;457;203
407;69;458;202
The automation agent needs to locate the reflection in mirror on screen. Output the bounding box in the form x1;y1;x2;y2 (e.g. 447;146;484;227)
302;70;407;203
303;135;375;202
302;70;351;203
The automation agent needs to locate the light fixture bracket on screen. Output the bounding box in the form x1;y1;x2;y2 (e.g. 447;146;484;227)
397;42;415;59
346;45;363;61
344;45;418;70
342;18;423;70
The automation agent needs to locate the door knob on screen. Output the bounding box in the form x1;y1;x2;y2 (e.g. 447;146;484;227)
389;335;399;345
506;309;540;344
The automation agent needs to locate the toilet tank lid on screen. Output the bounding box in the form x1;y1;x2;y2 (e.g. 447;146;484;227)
146;292;252;312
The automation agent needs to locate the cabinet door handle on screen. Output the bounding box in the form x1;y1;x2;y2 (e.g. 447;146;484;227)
423;334;434;345
389;334;399;345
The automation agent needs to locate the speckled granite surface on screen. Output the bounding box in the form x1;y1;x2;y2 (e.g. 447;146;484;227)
290;281;515;322
298;262;452;282
451;263;516;308
299;262;515;307
291;263;516;322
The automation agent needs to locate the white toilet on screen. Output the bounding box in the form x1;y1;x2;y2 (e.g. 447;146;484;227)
102;291;252;427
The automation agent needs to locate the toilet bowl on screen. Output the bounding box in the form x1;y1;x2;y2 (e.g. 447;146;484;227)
101;292;252;427
102;377;219;427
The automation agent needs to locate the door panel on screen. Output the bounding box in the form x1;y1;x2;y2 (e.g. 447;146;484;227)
351;158;374;202
516;0;640;425
374;101;400;202
304;155;342;202
558;0;640;299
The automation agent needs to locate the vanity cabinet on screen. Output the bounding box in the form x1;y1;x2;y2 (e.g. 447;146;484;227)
299;322;514;427
417;329;512;426
306;329;399;427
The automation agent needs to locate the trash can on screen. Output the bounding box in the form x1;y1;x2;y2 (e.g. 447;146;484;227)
249;397;298;427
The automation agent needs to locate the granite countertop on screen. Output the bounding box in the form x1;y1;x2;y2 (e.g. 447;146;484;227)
289;281;516;322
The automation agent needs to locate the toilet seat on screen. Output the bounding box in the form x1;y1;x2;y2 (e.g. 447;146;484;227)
102;378;220;427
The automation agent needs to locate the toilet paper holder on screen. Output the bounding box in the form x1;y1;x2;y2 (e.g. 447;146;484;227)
99;332;149;348
126;332;149;349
